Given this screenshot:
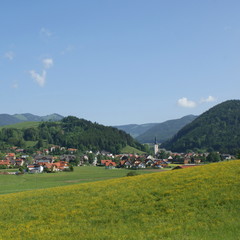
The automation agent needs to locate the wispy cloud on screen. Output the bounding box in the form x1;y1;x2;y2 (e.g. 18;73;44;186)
177;97;197;108
43;58;53;69
200;95;216;103
4;51;14;61
40;27;53;37
29;70;46;87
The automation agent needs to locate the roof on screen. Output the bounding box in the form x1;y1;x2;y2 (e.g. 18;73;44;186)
101;160;112;165
0;160;11;165
7;153;15;157
105;162;117;167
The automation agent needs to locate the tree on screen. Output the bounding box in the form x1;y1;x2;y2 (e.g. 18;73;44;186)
206;152;221;162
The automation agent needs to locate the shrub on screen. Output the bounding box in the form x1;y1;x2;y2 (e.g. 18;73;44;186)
126;171;139;177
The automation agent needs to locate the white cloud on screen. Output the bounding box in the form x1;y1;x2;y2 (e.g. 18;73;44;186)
40;27;52;37
43;58;53;69
29;70;46;87
200;95;216;103
4;51;14;61
177;97;197;108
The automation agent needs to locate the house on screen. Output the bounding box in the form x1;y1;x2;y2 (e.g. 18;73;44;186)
100;160;112;166
6;153;16;165
15;159;25;166
41;163;58;172
0;160;11;167
119;160;126;167
105;161;116;169
124;160;132;168
145;159;154;167
27;164;44;173
60;155;76;162
53;161;69;171
68;148;78;154
135;162;146;169
34;155;54;164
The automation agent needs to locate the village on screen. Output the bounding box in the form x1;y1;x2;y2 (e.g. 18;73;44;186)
0;143;235;174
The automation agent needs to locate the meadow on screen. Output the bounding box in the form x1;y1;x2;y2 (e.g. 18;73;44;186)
0;166;155;195
0;161;240;239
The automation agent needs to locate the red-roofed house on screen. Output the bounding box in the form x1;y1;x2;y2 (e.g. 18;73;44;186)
105;161;116;169
0;160;11;167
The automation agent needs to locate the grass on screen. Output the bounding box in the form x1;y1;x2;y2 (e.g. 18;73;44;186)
0;160;240;239
0;121;40;129
0;166;154;195
121;145;146;154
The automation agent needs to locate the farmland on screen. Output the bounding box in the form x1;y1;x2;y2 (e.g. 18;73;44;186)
0;160;240;239
0;166;155;195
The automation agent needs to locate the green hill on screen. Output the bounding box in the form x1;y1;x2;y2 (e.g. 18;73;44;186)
136;115;197;143
0;116;145;154
0;160;239;239
162;100;240;154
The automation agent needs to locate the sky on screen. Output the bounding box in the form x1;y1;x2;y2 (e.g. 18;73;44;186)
1;0;240;125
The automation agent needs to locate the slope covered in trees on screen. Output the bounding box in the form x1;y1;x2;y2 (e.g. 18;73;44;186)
162;100;240;154
0;116;145;154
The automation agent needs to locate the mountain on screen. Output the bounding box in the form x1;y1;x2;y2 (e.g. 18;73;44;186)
162;100;240;154
0;116;145;154
114;123;158;138
136;115;197;143
0;114;23;126
114;115;197;143
0;113;64;126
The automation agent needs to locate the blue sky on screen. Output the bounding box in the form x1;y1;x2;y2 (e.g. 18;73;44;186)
1;0;240;125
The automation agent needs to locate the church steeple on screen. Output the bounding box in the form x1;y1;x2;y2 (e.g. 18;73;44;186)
154;137;158;156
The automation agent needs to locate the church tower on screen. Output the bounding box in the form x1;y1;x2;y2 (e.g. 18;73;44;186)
154;137;159;156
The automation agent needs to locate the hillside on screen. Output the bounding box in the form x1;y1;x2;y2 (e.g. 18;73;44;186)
162;100;240;154
0;113;64;126
0;116;145;154
136;115;197;143
0;160;239;239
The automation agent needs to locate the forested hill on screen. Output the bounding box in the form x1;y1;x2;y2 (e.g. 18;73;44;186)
0;116;145;154
162;100;240;154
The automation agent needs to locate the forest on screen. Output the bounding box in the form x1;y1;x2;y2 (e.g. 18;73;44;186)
162;100;240;154
0;116;146;154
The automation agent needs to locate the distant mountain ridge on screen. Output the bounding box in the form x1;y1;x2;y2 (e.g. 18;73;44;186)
136;115;198;143
114;115;197;143
114;123;158;138
0;113;64;126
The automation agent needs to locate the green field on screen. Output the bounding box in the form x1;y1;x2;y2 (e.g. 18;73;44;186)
0;166;154;195
121;145;146;154
0;161;239;239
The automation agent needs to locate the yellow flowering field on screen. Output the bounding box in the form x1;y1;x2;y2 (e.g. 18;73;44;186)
0;160;240;239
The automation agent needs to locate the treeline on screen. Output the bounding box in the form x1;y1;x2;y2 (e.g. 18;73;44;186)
162;100;240;154
0;116;146;154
